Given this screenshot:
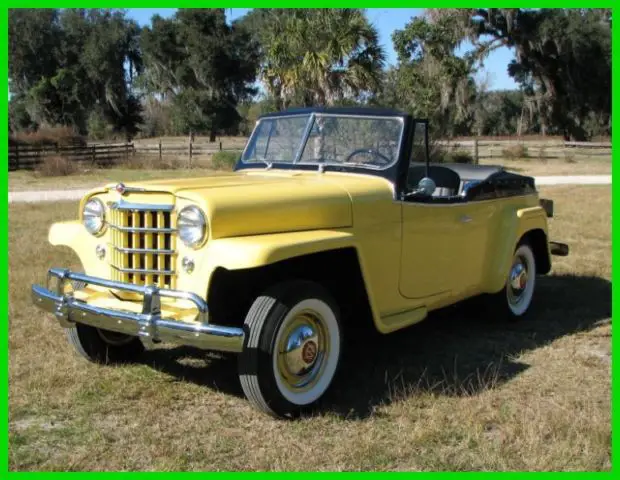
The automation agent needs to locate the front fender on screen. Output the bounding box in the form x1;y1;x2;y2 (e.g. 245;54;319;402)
483;205;549;293
48;221;107;277
203;229;356;269
178;229;382;328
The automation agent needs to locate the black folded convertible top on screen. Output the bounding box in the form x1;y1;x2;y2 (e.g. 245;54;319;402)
463;170;536;201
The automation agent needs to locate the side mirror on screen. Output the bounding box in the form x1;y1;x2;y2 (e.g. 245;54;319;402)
416;177;436;197
405;177;436;200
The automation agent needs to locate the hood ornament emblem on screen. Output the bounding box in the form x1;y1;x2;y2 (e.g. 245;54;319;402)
115;183;127;195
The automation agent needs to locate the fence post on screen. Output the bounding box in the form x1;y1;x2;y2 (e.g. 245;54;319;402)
14;145;19;171
474;138;479;165
158;139;162;162
91;145;96;165
125;143;129;162
189;141;193;168
219;141;222;151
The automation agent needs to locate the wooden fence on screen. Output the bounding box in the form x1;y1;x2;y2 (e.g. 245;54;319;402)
8;138;612;171
8;143;134;171
133;140;241;165
436;139;612;164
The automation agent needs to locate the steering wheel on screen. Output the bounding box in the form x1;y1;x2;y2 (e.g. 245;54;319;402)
344;148;392;166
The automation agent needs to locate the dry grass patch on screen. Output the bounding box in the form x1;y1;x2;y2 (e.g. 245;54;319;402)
11;126;86;147
34;156;77;177
501;144;529;160
9;167;225;192
9;186;610;471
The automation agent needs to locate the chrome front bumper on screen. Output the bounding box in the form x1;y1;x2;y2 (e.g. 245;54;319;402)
31;268;245;353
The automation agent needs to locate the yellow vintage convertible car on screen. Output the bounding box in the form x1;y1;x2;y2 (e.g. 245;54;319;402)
32;107;569;417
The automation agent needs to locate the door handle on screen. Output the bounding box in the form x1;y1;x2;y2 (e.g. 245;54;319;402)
459;215;472;223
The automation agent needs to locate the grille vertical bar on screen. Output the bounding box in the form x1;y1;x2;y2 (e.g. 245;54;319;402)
145;212;153;286
132;211;140;285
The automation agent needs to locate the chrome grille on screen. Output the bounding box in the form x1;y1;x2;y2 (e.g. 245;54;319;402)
108;202;177;288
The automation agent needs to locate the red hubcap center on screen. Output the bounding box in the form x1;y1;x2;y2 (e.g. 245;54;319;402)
302;341;317;364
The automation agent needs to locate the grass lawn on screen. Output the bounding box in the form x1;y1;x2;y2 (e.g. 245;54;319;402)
8;167;224;192
481;157;611;176
8;186;610;471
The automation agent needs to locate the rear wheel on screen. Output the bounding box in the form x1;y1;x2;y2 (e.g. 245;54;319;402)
489;242;537;319
238;280;342;418
66;324;145;364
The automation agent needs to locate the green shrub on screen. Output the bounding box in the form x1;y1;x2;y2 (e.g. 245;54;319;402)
211;150;241;170
87;110;114;141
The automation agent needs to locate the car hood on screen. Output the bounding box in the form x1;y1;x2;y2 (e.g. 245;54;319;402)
105;171;354;239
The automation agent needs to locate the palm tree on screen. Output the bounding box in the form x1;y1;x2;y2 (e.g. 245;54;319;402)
260;9;386;108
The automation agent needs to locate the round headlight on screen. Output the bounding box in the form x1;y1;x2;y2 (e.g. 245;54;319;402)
83;198;105;235
178;206;207;248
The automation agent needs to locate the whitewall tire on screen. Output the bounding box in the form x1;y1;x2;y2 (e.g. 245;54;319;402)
238;280;342;418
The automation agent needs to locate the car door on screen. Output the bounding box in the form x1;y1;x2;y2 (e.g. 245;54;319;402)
399;200;491;301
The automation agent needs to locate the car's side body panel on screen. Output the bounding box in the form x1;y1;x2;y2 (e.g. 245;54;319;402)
399;200;495;301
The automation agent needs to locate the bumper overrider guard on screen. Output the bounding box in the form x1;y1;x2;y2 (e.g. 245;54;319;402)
31;268;245;353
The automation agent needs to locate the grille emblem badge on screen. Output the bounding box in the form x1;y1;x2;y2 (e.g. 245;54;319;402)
115;183;127;195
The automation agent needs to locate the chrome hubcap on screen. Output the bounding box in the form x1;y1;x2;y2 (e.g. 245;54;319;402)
508;257;529;305
276;311;329;392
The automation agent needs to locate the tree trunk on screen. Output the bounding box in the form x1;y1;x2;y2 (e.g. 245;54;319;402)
209;129;216;143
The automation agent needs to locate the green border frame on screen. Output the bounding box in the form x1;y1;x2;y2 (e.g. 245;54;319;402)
2;4;616;474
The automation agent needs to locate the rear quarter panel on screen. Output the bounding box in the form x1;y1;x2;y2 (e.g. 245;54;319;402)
480;193;550;294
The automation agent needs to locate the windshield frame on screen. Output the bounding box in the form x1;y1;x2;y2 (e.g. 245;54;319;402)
239;112;406;172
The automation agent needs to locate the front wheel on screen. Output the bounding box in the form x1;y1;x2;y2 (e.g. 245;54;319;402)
238;280;342;418
66;324;145;364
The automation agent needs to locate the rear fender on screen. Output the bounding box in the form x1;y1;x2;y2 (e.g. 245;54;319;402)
483;206;550;293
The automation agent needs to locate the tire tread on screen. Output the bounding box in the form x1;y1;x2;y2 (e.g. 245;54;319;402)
66;324;145;364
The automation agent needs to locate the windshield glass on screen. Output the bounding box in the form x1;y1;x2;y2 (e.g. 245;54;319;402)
241;113;404;170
